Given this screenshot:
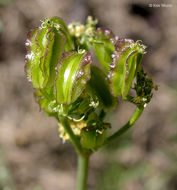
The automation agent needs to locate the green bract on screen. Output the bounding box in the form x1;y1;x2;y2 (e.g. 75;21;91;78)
108;39;146;99
90;28;116;73
25;17;72;89
55;51;91;105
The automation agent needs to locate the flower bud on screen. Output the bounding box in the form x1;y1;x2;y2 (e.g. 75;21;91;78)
80;126;106;149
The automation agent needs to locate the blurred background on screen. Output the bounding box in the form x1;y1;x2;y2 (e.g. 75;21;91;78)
0;0;177;189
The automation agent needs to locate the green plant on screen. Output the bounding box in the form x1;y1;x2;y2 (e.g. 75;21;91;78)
25;16;156;190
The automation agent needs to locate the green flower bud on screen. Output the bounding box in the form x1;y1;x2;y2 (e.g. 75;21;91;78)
80;126;106;149
108;39;146;99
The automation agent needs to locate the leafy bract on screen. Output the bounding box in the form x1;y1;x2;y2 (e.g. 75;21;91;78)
90;28;116;73
55;51;91;105
108;39;146;99
25;17;71;89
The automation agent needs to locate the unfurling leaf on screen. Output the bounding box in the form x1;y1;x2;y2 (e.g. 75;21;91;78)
55;51;91;105
108;39;146;99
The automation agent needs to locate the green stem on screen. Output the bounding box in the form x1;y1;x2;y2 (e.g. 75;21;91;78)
59;116;83;155
77;154;89;190
103;106;144;146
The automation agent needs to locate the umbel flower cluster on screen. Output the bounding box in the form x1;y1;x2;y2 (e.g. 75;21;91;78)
25;16;156;150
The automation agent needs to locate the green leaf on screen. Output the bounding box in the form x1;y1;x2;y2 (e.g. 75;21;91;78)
86;66;117;110
108;39;146;99
91;28;115;73
55;51;91;105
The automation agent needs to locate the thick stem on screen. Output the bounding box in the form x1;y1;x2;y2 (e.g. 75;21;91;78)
104;106;144;146
59;116;83;155
77;154;89;190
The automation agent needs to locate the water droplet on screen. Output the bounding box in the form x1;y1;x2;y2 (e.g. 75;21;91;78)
83;53;92;65
25;54;32;62
25;39;31;47
104;29;111;35
115;36;119;41
55;66;58;71
109;62;115;69
27;76;31;82
78;70;84;78
111;54;116;59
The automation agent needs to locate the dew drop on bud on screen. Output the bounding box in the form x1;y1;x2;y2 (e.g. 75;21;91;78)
83;53;92;65
27;76;31;82
109;63;115;69
78;70;84;78
25;39;31;47
104;29;111;35
111;54;116;59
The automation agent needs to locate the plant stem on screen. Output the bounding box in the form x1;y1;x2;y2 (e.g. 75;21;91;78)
103;106;144;146
77;154;89;190
59;116;83;155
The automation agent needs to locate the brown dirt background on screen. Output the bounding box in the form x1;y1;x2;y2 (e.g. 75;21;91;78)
0;0;177;189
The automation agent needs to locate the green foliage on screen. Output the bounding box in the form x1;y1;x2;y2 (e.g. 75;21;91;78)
25;16;157;190
25;16;156;151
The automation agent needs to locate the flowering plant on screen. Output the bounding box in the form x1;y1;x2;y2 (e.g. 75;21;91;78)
25;16;156;190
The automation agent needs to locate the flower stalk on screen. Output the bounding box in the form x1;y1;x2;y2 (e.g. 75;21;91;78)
103;106;144;146
77;154;89;190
